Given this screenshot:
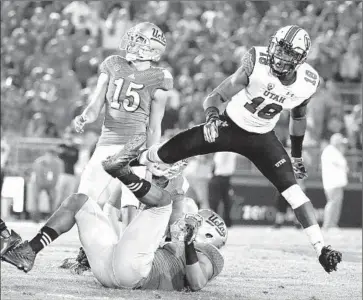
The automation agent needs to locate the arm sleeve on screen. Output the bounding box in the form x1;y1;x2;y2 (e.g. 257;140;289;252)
214;47;255;101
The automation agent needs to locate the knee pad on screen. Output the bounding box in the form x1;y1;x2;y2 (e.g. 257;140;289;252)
62;193;89;212
281;184;309;209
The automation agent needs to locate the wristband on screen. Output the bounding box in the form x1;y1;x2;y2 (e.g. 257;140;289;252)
185;242;198;265
290;135;304;158
205;107;220;123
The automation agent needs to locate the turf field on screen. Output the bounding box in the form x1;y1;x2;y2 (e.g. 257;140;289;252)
1;222;361;300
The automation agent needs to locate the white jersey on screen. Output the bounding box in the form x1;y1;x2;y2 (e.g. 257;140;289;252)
226;46;319;134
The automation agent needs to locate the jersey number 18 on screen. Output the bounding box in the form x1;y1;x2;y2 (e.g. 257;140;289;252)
244;97;283;119
111;78;144;112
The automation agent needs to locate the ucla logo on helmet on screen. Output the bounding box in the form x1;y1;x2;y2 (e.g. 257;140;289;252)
207;214;226;237
151;28;166;46
267;83;275;91
304;35;311;50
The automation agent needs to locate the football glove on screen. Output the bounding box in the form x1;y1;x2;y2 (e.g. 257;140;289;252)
291;157;308;179
170;213;203;245
73;115;87;133
318;245;342;273
203;107;228;143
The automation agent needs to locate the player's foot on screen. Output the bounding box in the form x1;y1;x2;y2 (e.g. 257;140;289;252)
1;230;22;257
102;135;146;178
60;257;77;269
318;245;342;273
2;241;36;272
60;247;90;270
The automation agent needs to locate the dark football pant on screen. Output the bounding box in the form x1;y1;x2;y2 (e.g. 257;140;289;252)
158;114;297;193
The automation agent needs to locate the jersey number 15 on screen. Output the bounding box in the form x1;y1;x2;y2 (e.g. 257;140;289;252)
111;78;144;112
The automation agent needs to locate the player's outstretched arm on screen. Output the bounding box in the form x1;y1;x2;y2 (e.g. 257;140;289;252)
74;73;109;133
202;48;254;143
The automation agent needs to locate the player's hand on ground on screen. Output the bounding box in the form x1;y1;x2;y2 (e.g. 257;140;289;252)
73;115;87;133
291;157;308;179
203;118;228;143
318;245;342;273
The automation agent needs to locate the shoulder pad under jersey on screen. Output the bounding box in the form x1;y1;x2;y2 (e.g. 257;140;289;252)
99;55;127;75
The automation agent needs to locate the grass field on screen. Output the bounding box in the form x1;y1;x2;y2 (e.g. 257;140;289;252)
1;222;361;300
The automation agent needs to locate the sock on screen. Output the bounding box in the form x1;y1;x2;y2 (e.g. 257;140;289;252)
29;226;59;254
304;224;325;256
0;219;10;238
117;172;151;199
139;145;163;165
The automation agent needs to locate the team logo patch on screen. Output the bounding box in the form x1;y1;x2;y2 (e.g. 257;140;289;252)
267;83;275;91
151;28;166;46
114;64;121;71
304;35;311;50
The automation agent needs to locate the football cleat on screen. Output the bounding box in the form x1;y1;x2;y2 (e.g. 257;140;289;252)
1;230;22;257
60;247;90;271
2;241;36;273
318;245;342;273
59;257;77;269
102;135;146;178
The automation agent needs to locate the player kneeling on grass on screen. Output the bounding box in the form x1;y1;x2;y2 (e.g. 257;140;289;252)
2;136;226;292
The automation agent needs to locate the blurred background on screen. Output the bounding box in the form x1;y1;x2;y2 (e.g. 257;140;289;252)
1;1;361;227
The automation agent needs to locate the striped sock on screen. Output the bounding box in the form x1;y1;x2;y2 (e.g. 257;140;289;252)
29;226;59;254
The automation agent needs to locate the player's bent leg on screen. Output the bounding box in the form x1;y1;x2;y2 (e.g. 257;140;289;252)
78;145;125;206
113;203;172;288
141;124;230;165
2;193;88;272
247;132;342;272
74;199;119;288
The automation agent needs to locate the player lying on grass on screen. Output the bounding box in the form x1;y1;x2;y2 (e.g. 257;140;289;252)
0;219;21;257
60;157;194;274
2;136;226;292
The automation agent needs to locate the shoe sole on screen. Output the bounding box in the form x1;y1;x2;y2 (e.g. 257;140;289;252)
102;135;146;176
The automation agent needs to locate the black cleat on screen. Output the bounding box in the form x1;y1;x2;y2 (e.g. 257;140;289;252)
102;135;146;178
2;241;36;272
1;230;22;257
319;245;342;273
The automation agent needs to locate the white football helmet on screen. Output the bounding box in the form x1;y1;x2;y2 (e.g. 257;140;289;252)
267;25;311;77
195;209;228;249
120;22;166;62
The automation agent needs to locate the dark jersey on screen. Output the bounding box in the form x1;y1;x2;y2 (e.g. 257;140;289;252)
98;55;173;146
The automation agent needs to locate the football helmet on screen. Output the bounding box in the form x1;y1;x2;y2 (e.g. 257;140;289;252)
195;209;228;249
120;22;166;62
267;25;311;77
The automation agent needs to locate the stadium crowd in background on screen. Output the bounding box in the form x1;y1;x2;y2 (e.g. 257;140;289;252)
1;1;361;143
0;1;362;220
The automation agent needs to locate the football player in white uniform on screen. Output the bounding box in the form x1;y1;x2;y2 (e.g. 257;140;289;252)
134;25;342;273
3;138;226;292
